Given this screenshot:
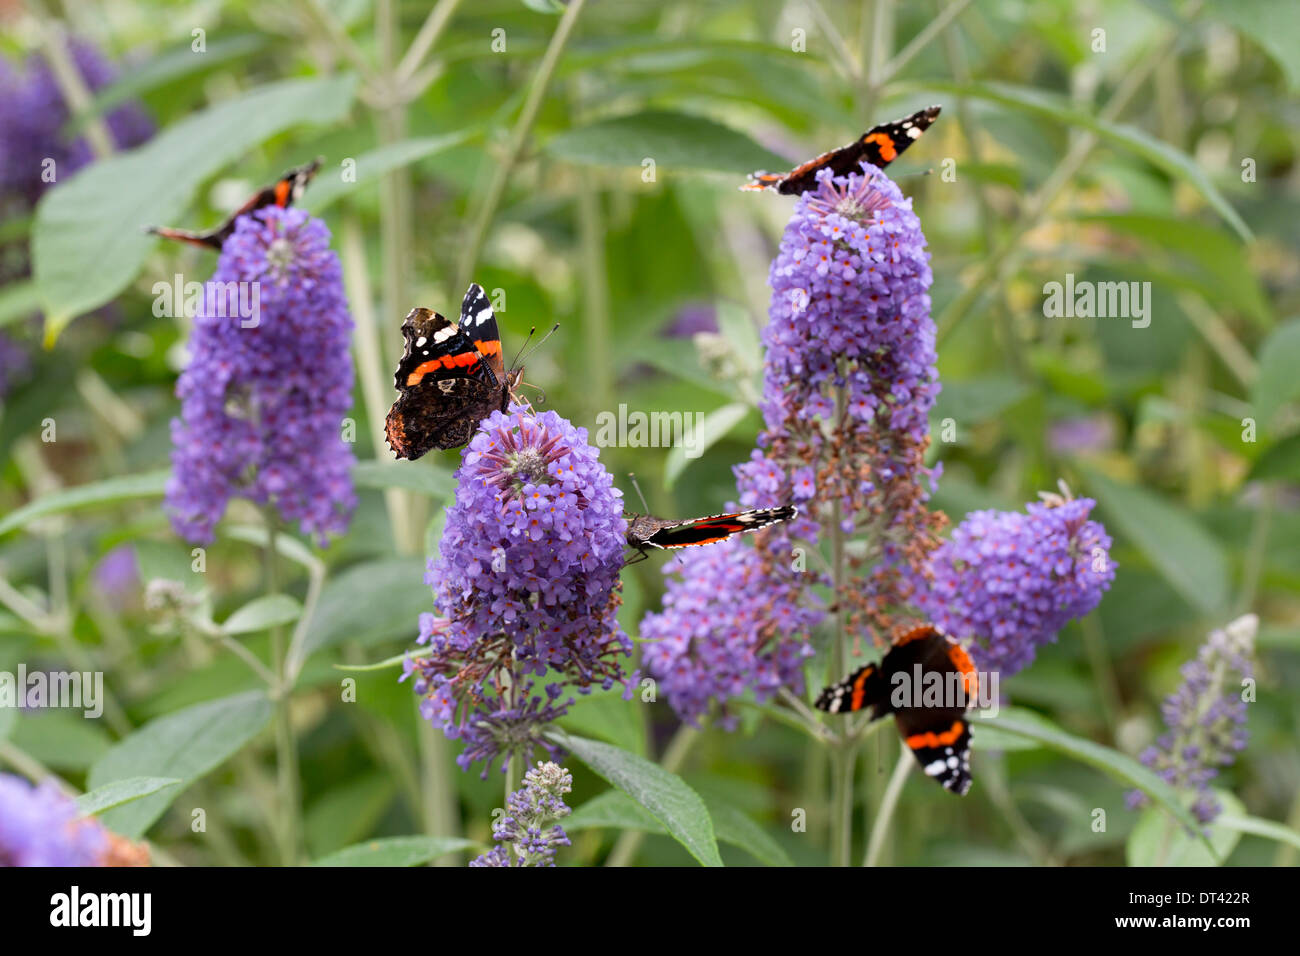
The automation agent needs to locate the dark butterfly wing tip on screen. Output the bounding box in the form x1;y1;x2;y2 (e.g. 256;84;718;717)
924;104;942;117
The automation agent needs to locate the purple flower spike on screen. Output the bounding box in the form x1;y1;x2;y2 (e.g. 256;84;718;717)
910;491;1116;677
470;761;574;867
1130;615;1256;824
166;207;357;544
406;408;633;775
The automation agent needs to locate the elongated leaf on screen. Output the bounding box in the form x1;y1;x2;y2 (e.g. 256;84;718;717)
663;402;752;489
969;706;1051;751
0;470;169;537
1216;813;1300;852
567;789;793;866
1127;790;1245;866
83;35;267;121
33;74;357;339
222;594;303;635
916;80;1251;241
301;557;430;657
987;712;1215;857
1085;469;1229;615
87;691;272;838
552;733;722;866
546;110;789;173
75;777;182;817
310;835;477;867
706;800;794;867
556;687;645;756
302;133;471;212
352;460;457;498
12;711;112;772
1252;318;1300;430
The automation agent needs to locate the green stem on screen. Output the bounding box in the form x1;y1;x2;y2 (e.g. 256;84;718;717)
605;724;700;866
454;0;588;291
863;743;910;866
264;514;301;865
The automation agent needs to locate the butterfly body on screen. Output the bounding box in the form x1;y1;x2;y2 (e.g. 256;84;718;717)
146;158;323;250
385;284;521;460
741;106;941;195
816;623;977;795
625;506;797;561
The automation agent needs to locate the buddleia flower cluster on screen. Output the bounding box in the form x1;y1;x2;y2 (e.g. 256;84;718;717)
166;207;357;544
0;36;153;206
907;487;1116;677
469;762;574;867
1128;614;1256;824
0;773;107;866
643;162;946;722
404;408;633;775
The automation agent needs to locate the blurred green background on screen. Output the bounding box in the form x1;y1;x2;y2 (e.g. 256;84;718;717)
0;0;1297;866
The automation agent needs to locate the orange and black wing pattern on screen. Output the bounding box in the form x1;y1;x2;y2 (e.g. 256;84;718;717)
628;505;797;550
741;105;941;196
146;157;323;251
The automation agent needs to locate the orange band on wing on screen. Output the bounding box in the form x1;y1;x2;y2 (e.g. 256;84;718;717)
475;339;502;357
405;351;480;386
862;132;899;162
906;719;965;750
948;644;979;699
849;666;875;711
274;180;291;207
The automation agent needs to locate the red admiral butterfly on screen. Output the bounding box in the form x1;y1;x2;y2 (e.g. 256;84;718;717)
385;283;523;460
625;506;797;563
146;158;323;250
740;105;941;195
816;623;977;795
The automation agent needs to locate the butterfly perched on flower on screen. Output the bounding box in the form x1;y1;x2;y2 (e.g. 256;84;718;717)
385;283;525;460
741;106;941;196
625;506;797;563
146;158;323;250
816;623;978;795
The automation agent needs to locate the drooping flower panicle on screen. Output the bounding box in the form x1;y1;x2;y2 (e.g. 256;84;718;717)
166;207;357;544
405;408;633;774
909;492;1116;677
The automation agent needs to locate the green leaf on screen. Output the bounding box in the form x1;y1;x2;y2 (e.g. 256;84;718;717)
87;691;272;838
304;774;397;857
1208;0;1300;92
310;835;477;867
1216;813;1300;852
32;74;357;339
82;35;267;122
663;402;752;489
931;377;1032;428
986;712;1217;858
1085;469;1230;615
0;280;39;329
301;133;471;212
1127;790;1245;866
0;470;169;537
917;80;1252;241
351;460;457;498
10;710;112;771
567;789;792;866
1247;433;1300;483
556;688;645;756
1252;318;1300;431
222;594;303;635
706;800;794;867
301;557;429;658
75;777;183;817
546;110;789;174
552;732;722;866
969;706;1051;751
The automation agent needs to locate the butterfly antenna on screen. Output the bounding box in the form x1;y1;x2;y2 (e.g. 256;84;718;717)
898;167;935;179
627;472;651;513
516;322;560;367
507;326;537;372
